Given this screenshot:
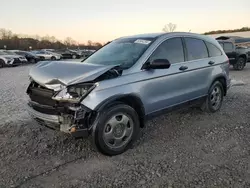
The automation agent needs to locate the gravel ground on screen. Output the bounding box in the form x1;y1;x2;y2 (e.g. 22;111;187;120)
0;64;250;188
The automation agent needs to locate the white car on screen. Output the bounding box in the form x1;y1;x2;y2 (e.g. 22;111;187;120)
33;51;62;60
4;50;28;63
0;51;21;68
0;50;27;68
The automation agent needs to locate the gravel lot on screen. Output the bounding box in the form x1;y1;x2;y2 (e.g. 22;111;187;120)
0;63;250;188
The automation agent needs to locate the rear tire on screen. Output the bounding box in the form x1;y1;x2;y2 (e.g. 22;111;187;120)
30;58;36;64
72;55;76;59
201;81;224;113
0;59;5;68
92;104;140;156
233;57;245;70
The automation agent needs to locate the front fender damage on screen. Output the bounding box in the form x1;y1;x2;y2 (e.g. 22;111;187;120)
27;66;122;138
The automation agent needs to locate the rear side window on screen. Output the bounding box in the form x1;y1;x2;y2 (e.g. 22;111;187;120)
184;38;208;61
205;42;222;57
150;37;184;64
17;52;25;56
224;43;234;53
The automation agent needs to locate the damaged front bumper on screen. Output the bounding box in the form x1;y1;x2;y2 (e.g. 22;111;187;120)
27;101;92;138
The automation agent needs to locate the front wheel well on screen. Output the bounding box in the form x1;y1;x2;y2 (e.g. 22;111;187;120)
97;95;145;128
239;54;247;61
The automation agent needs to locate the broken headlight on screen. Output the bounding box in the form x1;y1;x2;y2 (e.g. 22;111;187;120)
52;83;96;103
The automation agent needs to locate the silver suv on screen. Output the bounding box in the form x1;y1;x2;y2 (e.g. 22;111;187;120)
26;32;231;155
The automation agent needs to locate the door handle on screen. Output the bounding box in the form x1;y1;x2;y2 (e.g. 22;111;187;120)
179;66;188;71
208;61;215;65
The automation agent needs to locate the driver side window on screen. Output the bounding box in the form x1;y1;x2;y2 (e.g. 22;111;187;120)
149;37;184;64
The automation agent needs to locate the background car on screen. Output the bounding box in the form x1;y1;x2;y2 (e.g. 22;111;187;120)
33;50;62;60
55;49;81;59
217;40;248;70
0;51;22;68
10;50;44;63
1;50;28;64
79;49;96;58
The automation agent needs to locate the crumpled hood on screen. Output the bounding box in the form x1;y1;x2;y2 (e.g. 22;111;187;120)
29;61;117;90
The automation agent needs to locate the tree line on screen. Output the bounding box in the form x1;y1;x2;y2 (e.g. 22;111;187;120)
0;28;103;50
204;27;250;35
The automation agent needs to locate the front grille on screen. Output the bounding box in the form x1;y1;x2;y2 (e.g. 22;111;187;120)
38;56;45;60
31;103;58;115
27;81;57;106
13;58;21;64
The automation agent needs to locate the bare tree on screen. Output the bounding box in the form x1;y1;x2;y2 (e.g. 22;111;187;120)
162;23;177;32
0;28;13;39
87;40;93;46
64;37;74;46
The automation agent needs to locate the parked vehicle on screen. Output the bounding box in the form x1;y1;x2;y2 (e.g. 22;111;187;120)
2;50;28;64
26;32;231;155
217;40;248;70
33;50;62;60
236;46;250;62
79;49;95;58
0;51;23;68
10;50;44;63
55;49;81;59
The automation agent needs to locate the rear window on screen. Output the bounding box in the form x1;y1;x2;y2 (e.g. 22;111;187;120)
184;38;208;61
205;42;222;57
223;43;234;52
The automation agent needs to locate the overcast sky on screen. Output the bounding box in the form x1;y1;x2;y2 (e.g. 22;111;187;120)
1;0;250;43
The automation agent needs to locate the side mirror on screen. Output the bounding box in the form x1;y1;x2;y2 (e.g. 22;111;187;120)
143;59;171;69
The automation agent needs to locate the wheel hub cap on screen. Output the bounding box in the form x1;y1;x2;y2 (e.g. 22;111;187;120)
113;124;125;137
103;113;134;149
210;86;222;110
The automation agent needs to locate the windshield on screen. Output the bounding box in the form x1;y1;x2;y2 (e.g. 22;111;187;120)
0;51;8;55
4;51;17;55
26;51;36;56
82;37;154;68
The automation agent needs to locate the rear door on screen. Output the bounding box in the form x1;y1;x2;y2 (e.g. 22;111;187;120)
181;37;213;98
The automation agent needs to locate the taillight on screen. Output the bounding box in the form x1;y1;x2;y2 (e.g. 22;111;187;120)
227;57;230;64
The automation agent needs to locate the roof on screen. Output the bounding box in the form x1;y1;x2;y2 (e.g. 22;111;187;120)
216;36;243;40
235;38;250;43
115;32;219;47
216;40;233;43
118;33;165;39
119;32;213;40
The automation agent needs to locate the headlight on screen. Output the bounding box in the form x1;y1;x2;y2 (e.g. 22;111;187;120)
4;57;13;60
52;83;96;102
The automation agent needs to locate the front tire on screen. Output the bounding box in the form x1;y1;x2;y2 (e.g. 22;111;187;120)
30;58;36;64
51;56;56;60
0;59;5;68
201;81;224;113
92;104;140;156
233;57;246;70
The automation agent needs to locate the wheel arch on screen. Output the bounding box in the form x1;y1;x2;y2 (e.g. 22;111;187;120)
238;54;247;65
211;75;227;96
94;94;146;128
